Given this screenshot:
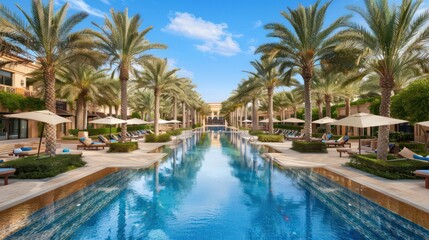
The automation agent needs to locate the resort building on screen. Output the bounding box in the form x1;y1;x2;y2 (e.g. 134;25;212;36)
206;103;225;125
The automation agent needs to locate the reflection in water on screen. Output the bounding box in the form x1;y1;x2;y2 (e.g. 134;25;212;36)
7;130;429;240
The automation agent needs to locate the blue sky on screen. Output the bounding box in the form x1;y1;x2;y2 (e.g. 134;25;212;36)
3;0;428;103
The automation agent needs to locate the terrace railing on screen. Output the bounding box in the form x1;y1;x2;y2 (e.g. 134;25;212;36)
0;84;35;97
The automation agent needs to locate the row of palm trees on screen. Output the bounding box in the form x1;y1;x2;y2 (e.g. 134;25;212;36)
222;0;429;160
0;0;208;155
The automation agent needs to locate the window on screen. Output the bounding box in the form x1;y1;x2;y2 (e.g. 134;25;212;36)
0;70;12;86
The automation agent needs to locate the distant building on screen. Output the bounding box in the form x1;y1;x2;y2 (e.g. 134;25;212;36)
206;103;224;125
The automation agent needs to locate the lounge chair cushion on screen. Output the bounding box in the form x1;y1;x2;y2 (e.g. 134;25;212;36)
21;147;32;151
413;154;429;161
398;147;415;159
336;136;344;142
63;148;70;153
327;133;332;140
82;138;93;146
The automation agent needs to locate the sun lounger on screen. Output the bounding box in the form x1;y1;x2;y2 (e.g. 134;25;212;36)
325;136;351;148
398;147;429;162
336;148;358;157
287;133;305;141
0;168;15;185
0;144;18;161
77;137;106;150
414;170;429;189
98;135;118;145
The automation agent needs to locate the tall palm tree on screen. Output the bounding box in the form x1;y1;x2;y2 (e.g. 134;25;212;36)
246;58;292;133
91;8;166;141
136;58;184;135
57;65;115;129
0;0;99;155
340;0;429;159
257;0;350;141
284;90;303;119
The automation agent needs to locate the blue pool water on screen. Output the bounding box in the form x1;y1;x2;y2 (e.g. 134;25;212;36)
7;129;429;239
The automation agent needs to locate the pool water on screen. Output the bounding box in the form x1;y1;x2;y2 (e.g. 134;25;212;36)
7;130;429;239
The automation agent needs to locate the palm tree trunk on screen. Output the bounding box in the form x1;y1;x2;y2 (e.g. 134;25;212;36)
76;97;85;129
119;65;129;143
83;100;88;129
182;102;186;128
115;106;119;117
154;89;160;135
252;98;258;131
303;71;312;142
345;98;350;116
173;97;178;128
44;66;57;155
317;100;323;119
109;105;113;116
377;83;393;160
325;94;332;134
267;87;274;134
294;107;297;118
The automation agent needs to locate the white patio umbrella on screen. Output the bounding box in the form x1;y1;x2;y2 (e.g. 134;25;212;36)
168;120;182;124
89;116;126;135
5;110;72;158
282;118;305;123
312;117;336;124
149;119;170;124
126;118;149;125
330;113;408;154
260;118;280;123
242;119;252;123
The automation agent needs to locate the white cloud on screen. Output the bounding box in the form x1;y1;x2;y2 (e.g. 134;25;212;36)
59;0;105;18
163;12;241;56
99;0;110;4
167;58;195;79
253;20;262;28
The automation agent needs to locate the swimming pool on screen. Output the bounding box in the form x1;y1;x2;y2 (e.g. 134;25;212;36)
6;130;429;239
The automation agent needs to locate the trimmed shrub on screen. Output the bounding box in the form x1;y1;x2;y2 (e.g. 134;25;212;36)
398;142;425;151
192;124;202;129
347;154;429;179
167;129;183;136
273;124;303;130
258;134;284;142
249;130;264;136
145;133;171;143
109;142;138;152
390;132;414;142
291;141;327;153
0;154;86;179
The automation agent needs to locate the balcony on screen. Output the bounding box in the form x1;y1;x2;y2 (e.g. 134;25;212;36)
0;84;35;97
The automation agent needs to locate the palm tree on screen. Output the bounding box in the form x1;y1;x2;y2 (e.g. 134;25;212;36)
136;58;184;135
284;90;303;119
129;90;154;121
339;0;429;159
246;58;292;133
91;8;166;141
257;0;350;141
0;0;99;155
57;65;115;129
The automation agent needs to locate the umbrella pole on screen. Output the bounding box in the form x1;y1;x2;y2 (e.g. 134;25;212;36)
37;123;45;160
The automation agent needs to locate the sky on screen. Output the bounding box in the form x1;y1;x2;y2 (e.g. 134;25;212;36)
2;0;428;103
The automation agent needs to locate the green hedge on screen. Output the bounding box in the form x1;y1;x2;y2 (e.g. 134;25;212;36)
273;124;303;130
347;154;429;179
109;142;138;152
249;130;264;136
167;129;183;136
258;134;284;142
0;154;86;179
145;133;171;143
68;125;150;136
389;132;414;142
291;141;327;153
